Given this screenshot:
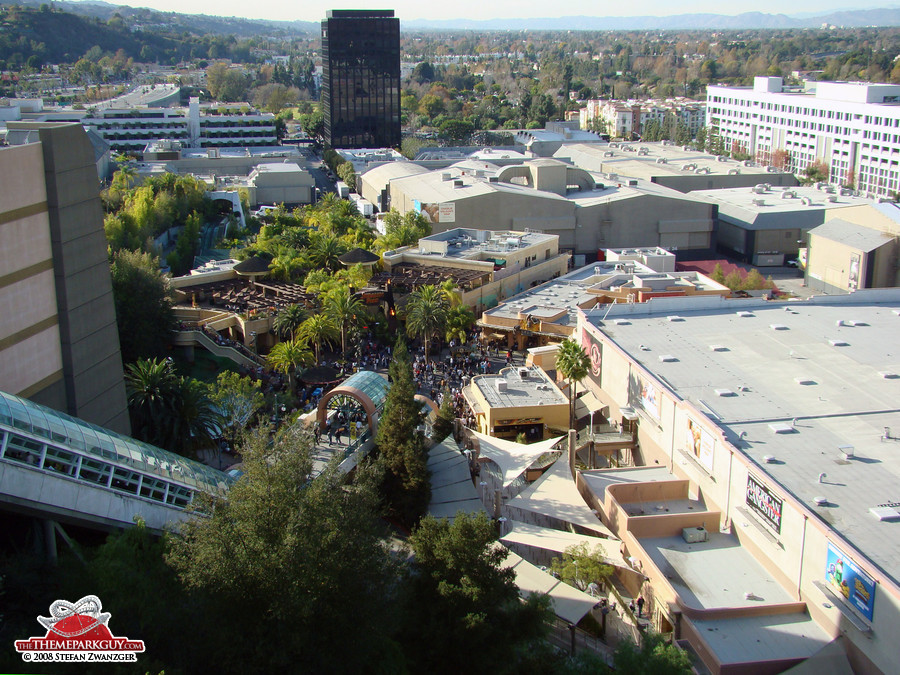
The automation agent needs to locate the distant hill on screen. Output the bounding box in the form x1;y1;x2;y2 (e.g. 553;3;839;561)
402;8;900;30
1;0;319;38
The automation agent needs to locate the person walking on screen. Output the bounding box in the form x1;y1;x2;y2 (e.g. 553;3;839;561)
636;595;645;618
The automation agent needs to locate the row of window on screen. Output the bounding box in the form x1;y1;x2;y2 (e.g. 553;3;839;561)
1;429;194;509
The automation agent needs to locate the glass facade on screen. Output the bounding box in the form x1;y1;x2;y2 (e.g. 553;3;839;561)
322;10;401;149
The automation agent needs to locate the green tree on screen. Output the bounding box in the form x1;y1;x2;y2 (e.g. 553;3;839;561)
125;358;220;458
208;371;264;453
402;511;554;673
550;542;614;593
298;313;338;364
613;632;693;675
267;339;312;393
801;160;830;185
109;249;175;364
711;263;726;284
307;232;347;271
272;303;309;341
376;339;430;527
323;286;364;357
555;338;591;429
337;161;357;192
431;388;455;443
405;284;449;361
166;426;402;673
445;305;475;344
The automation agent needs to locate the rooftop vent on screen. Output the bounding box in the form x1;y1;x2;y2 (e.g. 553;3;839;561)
878;371;898;379
728;168;741;175
870;504;900;521
667;315;684;322
489;176;499;183
708;344;727;351
658;354;678;362
813;496;828;507
848;320;867;327
453;179;464;188
752;198;767;207
763;455;776;463
769;324;788;330
715;388;735;397
828;338;849;347
827;195;838;203
736;311;754;318
518;367;529;379
441;172;452;181
794;376;815;385
613;319;631;325
496;379;508;392
768;422;795;434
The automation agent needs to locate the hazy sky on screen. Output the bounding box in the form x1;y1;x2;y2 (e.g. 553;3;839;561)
85;0;857;23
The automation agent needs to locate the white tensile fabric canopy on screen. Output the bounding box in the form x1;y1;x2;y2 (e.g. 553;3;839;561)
473;431;564;488
427;439;484;521
500;521;627;568
506;451;615;538
503;549;598;625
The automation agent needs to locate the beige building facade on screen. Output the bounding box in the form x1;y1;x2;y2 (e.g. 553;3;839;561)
0;122;129;433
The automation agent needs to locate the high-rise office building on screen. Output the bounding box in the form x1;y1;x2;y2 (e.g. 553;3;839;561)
0;122;130;433
321;10;401;149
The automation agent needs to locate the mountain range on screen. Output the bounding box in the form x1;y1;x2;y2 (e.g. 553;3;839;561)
8;1;900;34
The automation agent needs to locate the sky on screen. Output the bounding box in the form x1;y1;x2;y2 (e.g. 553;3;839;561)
77;0;860;23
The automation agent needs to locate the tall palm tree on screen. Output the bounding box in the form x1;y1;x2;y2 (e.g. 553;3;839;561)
405;284;449;361
299;313;339;364
439;279;462;307
324;286;364;356
166;377;222;458
267;339;313;392
555;339;591;429
273;304;309;341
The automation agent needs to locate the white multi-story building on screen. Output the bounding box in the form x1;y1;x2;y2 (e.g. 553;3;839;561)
707;77;900;198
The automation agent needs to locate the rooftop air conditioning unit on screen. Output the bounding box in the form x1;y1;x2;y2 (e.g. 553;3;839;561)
752;198;766;206
682;527;708;544
519;368;529;379
496;379;508;392
827;195;838;202
453;180;464;188
489;176;500;183
441;173;452;181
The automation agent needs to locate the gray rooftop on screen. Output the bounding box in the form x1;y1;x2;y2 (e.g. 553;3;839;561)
473;366;568;409
809;219;895;252
588;290;900;586
690;184;873;229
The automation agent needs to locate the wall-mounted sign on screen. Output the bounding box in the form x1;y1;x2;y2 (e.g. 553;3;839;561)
686;417;715;473
745;473;782;534
640;380;660;420
580;324;603;382
825;542;875;622
414;200;455;223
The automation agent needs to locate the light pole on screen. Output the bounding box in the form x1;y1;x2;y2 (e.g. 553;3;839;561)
588;409;596;469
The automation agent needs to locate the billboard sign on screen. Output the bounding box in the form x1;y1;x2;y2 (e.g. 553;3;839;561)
825;542;876;622
580;324;603;384
640;380;660;420
414;201;456;223
745;473;782;534
685;417;715;473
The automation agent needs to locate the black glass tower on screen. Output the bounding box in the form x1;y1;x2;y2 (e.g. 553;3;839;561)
322;10;401;149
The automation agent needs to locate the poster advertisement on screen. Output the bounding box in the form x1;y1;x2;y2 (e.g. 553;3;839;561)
640;380;660;420
580;324;603;382
414;201;456;223
825;542;876;621
685;417;715;473
746;473;783;534
847;252;861;291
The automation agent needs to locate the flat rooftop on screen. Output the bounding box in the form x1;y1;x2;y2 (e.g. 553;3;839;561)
415;228;557;262
589;290;900;586
691;184;873;228
642;533;795;609
473;365;568;409
556;142;787;181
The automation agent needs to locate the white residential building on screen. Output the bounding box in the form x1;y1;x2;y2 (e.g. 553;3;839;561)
707;77;900;199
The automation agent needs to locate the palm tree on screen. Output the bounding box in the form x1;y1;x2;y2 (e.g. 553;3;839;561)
273;303;309;341
439;279;462;307
324;286;364;356
445;305;475;345
299;313;339;364
267;339;313;392
405;284;449;361
125;358;220;458
556;338;591;429
125;358;179;447
307;233;347;272
268;251;304;282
